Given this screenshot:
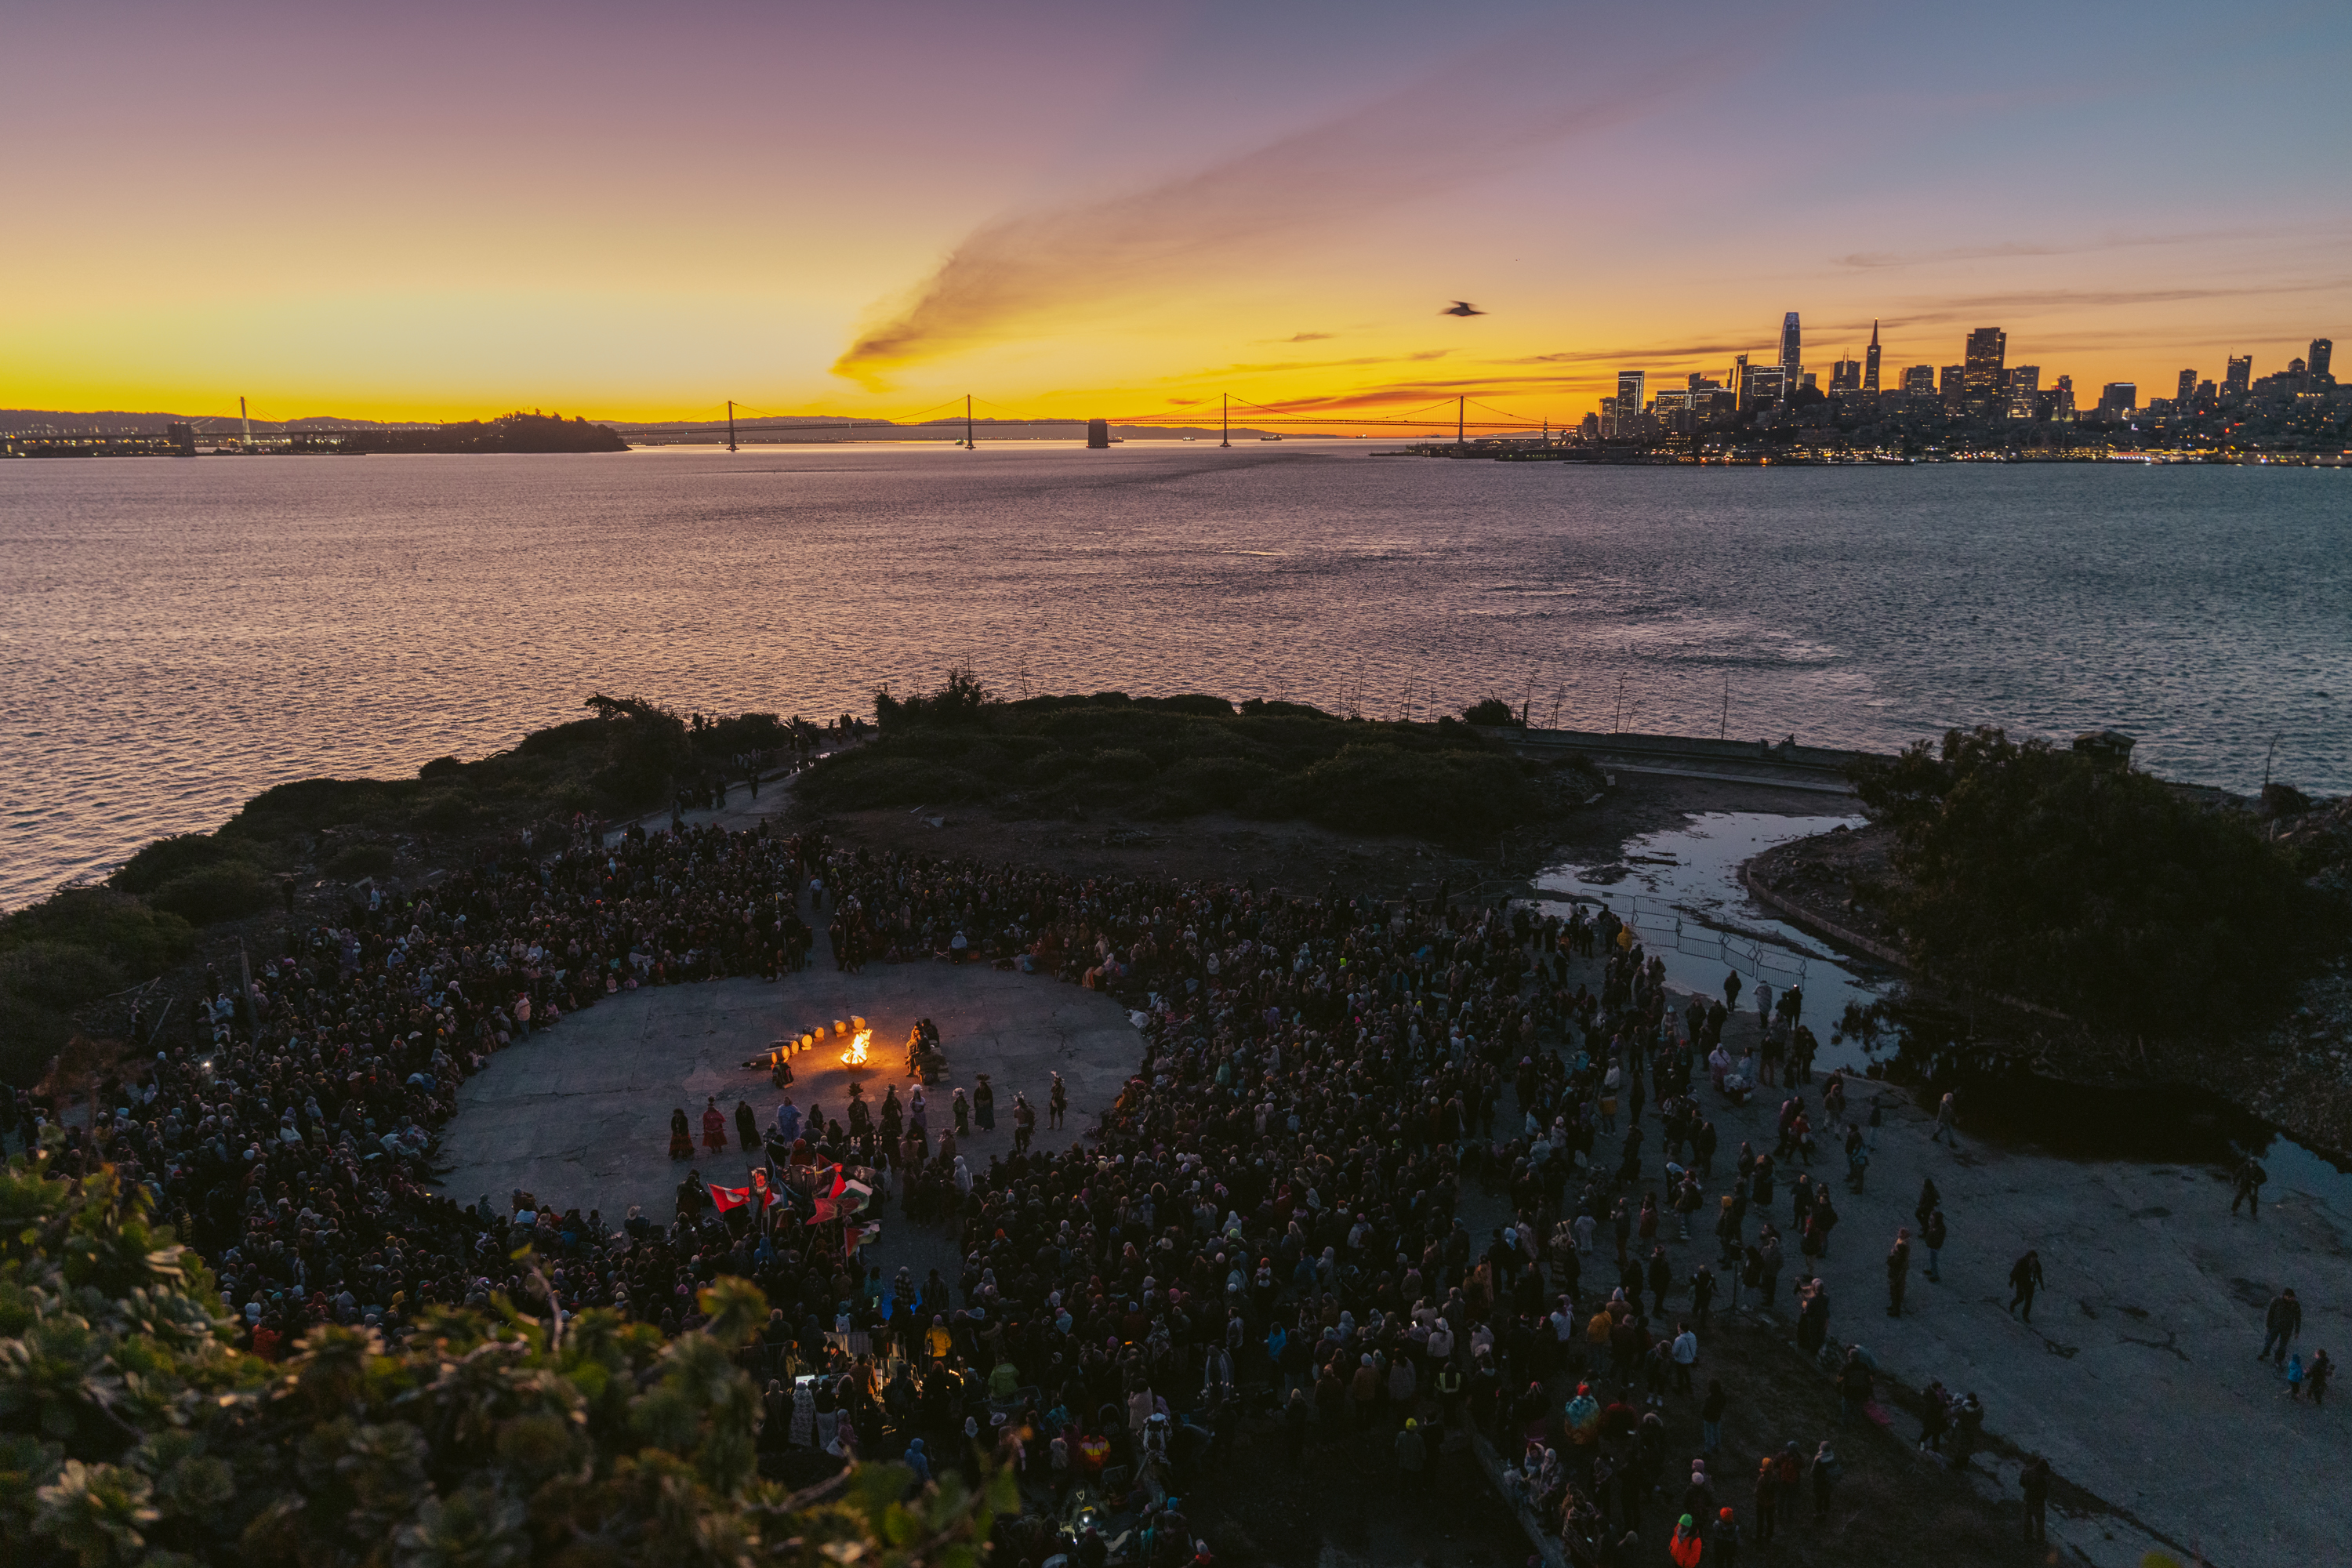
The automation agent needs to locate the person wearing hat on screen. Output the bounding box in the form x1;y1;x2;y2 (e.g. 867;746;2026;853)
1711;1506;1741;1568
1392;1416;1427;1494
973;1075;996;1132
1668;1514;1704;1568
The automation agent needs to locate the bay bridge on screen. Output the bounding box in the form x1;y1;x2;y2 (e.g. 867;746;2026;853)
616;391;1565;450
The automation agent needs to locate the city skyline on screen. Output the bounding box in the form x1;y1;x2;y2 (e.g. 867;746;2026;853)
1593;314;2332;432
5;0;2350;423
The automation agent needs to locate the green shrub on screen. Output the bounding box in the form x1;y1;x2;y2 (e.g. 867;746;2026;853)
1462;698;1520;725
0;888;193;975
409;790;479;833
1854;726;2332;1036
1156;755;1278;811
149;862;278;926
0;941;126;1011
1150;694;1237;717
0;994;71;1085
217;776;421;841
325;843;396;880
1087;748;1158;782
1271;743;1540;837
110;832;256;894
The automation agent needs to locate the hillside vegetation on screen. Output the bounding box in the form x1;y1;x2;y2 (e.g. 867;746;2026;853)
0;697;789;1083
799;670;1594;841
1851;726;2339;1039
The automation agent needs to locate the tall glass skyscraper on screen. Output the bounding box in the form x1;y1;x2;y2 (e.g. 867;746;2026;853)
1777;313;1802;379
1963;328;2007;397
1863;321;1882;393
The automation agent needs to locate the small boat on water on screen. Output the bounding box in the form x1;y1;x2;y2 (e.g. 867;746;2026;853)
1258;434;1283;441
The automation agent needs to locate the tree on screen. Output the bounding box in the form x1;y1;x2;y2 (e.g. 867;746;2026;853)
1;1138;1003;1568
1850;727;2325;1038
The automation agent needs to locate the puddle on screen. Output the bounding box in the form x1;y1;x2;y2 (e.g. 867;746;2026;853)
1536;811;1893;1033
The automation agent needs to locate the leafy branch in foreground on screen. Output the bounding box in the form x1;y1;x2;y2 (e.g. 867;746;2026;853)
1;1138;1000;1568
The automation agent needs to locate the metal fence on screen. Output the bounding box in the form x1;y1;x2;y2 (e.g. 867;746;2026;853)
1617;896;1811;988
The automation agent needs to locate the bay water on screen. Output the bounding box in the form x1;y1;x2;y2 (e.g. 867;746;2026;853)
3;444;2345;911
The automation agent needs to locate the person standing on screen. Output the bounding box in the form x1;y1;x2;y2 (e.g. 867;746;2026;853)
1809;1439;1838;1523
2303;1348;2332;1407
2008;1250;2044;1323
1751;1454;1779;1547
1922;1208;1947;1283
1392;1417;1428;1496
2019;1455;2051;1544
1701;1378;1726;1454
1930;1091;1958;1147
1710;1507;1740;1568
2230;1156;2267;1218
1951;1392;1985;1474
2261;1288;2302;1367
1886;1228;1911;1318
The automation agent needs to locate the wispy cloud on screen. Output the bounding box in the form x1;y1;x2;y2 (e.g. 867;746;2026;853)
1189;349;1455;376
1867;278;2352;327
831;31;1740;383
1830;224;2352;270
1275;332;1334;343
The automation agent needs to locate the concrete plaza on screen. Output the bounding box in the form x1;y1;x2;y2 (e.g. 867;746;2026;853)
435;950;1141;1236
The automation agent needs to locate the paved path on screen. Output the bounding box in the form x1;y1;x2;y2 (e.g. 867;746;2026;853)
1608;1000;2349;1568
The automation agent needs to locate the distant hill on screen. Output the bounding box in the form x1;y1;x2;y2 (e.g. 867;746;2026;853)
330;412;629;453
2;408;448;434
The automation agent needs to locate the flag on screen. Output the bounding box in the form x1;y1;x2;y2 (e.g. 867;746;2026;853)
707;1182;750;1213
750;1167;789;1212
807;1164;849;1225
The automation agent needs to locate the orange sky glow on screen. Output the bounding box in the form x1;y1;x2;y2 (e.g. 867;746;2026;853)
5;2;2347;428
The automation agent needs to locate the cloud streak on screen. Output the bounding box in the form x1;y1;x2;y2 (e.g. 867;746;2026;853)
831;30;1734;383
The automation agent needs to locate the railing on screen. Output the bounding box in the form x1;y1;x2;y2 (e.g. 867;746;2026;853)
1617;895;1812;987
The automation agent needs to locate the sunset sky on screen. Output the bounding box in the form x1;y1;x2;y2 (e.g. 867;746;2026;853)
5;0;2347;426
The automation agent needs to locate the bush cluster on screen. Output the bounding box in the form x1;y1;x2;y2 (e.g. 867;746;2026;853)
1852;725;2336;1038
803;681;1586;843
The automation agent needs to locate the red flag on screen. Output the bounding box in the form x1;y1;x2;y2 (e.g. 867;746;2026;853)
807;1164;848;1225
752;1167;786;1211
708;1182;750;1213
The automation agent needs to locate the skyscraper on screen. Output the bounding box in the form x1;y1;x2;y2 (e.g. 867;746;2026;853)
2312;339;2334;382
1939;365;1965;404
2005;365;2041;419
2176;368;2196;405
1903;365;1936;397
1963;328;2007;397
1829;359;1861;394
2224;355;2252;395
2099;382;2138;418
1863;320;1882;393
1616;371;1646;432
1777;313;1802;380
1731;354;1750;410
2053;376;2076;422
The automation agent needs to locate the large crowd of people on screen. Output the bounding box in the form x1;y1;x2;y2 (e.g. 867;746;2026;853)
13;808;2019;1567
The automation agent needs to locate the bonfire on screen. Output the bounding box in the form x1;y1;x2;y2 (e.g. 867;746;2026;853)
840;1028;872;1066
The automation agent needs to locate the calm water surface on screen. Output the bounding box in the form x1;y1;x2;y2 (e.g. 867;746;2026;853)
2;445;2346;909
